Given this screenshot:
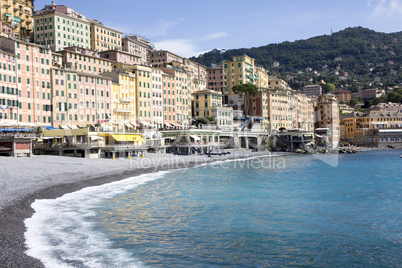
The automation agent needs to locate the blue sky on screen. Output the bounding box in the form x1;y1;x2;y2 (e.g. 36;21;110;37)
34;0;402;57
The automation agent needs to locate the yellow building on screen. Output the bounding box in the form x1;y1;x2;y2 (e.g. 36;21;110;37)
90;20;122;52
101;70;137;132
192;89;222;118
123;65;152;125
0;0;34;38
222;55;258;108
340;113;359;144
316;94;340;148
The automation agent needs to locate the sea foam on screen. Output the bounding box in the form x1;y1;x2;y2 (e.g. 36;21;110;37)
24;171;171;268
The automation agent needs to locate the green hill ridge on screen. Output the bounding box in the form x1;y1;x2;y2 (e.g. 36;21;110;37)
190;27;402;91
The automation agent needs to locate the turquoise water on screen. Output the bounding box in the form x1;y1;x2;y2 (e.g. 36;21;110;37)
25;150;402;267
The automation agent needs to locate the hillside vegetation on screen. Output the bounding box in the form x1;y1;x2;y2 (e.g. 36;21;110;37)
190;27;402;91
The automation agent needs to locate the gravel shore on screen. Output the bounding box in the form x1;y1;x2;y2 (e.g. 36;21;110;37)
0;150;292;268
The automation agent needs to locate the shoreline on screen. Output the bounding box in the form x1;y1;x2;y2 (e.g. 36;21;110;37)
0;150;293;268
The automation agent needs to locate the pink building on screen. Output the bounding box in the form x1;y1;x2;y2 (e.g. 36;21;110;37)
35;1;89;20
0;48;18;123
207;66;223;92
0;20;14;39
361;89;382;100
77;72;112;126
59;47;113;75
0;37;53;126
100;50;141;66
150;50;184;68
151;68;163;128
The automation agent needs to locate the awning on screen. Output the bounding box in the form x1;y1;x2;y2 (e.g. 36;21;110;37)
13;17;21;22
90;136;104;141
164;123;171;127
130;121;139;127
110;134;143;142
190;135;200;141
42;126;58;130
41;137;55;140
125;123;133;129
68;125;78;129
60;125;69;130
141;121;149;126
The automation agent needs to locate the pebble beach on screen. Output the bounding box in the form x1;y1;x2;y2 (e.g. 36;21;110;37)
0;150;291;268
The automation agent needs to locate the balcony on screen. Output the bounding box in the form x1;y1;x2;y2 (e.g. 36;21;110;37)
114;108;132;113
120;98;132;103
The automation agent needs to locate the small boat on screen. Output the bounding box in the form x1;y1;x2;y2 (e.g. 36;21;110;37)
400;155;402;158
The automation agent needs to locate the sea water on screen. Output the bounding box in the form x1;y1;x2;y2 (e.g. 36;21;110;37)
25;150;402;267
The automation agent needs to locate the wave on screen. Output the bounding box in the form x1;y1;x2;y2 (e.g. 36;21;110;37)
24;171;172;268
24;155;276;267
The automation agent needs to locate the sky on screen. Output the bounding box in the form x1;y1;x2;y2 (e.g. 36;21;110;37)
34;0;402;58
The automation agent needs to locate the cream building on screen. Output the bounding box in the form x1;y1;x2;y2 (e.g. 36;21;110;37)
34;3;91;52
90;20;122;52
101;70;137;132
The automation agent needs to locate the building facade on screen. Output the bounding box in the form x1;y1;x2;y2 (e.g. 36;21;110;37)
315;94;340;147
303;85;322;97
0;0;34;38
90;20;122;52
0;47;17;123
122;35;154;65
207;66;223;93
34;3;91;52
334;89;352;103
151;68;163;129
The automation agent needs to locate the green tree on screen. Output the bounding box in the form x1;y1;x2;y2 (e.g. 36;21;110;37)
232;83;259;116
325;83;336;93
349;98;358;106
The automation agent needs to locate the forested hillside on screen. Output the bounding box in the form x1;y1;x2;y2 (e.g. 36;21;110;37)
190;27;402;91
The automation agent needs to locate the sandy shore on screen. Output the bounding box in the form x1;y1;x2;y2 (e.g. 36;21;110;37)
0;150;293;268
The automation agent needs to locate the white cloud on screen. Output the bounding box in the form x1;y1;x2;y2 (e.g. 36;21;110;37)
204;32;228;40
369;0;402;18
144;17;186;37
153;39;208;58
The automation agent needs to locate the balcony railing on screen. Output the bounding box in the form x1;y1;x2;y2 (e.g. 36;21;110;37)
114;108;132;113
120;98;132;103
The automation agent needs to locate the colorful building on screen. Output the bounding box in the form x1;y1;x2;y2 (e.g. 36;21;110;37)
192;89;222;117
0;19;14;38
90;20;122;52
58;46;113;75
207;65;223;92
123;65;152;126
0;0;34;38
222;55;258;108
302;85;322;97
100;50;140;66
122;35;154;65
0;46;17;123
333;89;352;104
315;94;340;147
161;66;191;129
34;2;91;52
151;68;163;129
101;70;137;132
0;37;53;125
